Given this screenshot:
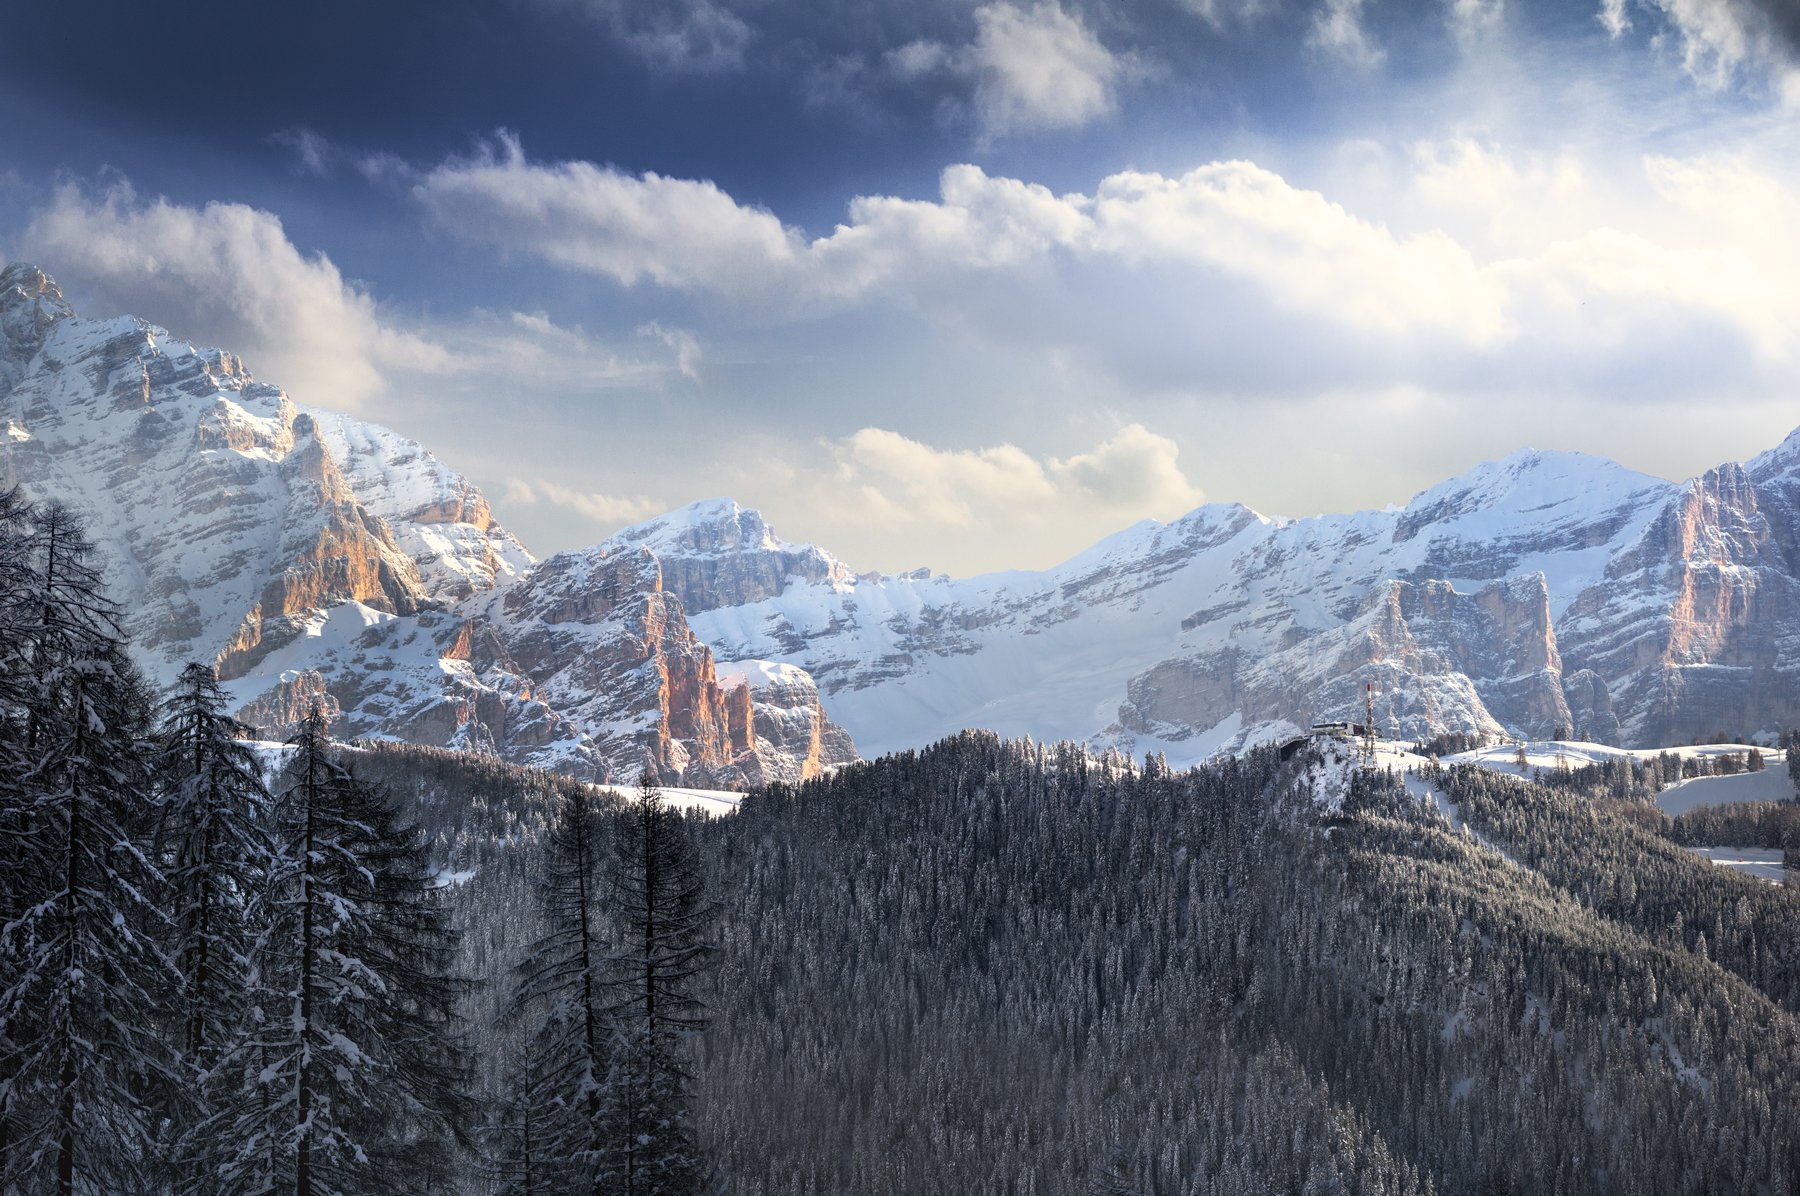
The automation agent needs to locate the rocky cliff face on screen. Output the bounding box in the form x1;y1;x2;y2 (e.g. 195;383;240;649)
0;263;463;684
1557;450;1800;746
716;659;859;786
0;263;844;786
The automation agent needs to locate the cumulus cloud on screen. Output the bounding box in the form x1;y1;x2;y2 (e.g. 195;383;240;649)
16;179;705;416
822;424;1205;530
415;135;1800;396
415;133;799;291
22;182;448;410
502;478;666;525
968;2;1126;135
615;0;750;73
868;2;1129;138
416;139;1503;338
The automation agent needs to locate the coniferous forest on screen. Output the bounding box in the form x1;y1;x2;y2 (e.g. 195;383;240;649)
4;488;1800;1194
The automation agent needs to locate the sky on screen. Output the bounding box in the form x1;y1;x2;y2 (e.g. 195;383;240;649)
3;0;1800;575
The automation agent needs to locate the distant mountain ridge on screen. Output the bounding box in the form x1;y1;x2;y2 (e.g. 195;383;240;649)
617;440;1800;763
6;259;1797;776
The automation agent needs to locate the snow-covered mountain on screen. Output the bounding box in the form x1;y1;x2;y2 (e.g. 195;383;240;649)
0;263;854;785
615;435;1800;763
9;258;1798;775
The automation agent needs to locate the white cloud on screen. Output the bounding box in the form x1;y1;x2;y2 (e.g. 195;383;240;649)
1598;0;1631;37
415;136;1800;392
17;179;706;420
1309;0;1385;67
418;141;1505;340
886;40;953;80
22;182;448;410
821;424;1204;530
272;127;336;176
869;2;1127;138
461;309;695;389
968;2;1125;136
503;478;666;524
617;0;750;73
1633;0;1800;88
415;133;799;291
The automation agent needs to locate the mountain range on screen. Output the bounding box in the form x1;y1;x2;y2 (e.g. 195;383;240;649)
4;260;1797;782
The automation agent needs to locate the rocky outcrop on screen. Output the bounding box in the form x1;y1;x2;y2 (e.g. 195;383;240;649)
716;659;859;785
1108;574;1570;751
1561;669;1621;744
1559;458;1800;745
236;669;342;736
216;416;431;679
607;499;854;614
482;546;752;782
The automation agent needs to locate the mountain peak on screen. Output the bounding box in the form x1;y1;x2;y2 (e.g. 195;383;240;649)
609;498;781;557
1398;446;1669;536
1;262;76;358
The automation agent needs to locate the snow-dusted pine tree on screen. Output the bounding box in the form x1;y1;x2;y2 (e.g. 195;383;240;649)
0;502;174;1194
593;776;716;1195
0;483;35;1186
503;776;617;1191
217;704;470;1196
152;661;276;1183
0;485;35;708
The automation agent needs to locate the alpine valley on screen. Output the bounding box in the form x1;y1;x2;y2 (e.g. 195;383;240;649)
4;261;1798;782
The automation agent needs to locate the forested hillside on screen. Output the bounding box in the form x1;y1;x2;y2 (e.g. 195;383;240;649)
674;737;1800;1194
4;485;1799;1193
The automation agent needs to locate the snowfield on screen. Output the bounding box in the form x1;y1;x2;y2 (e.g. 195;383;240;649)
1687;848;1787;885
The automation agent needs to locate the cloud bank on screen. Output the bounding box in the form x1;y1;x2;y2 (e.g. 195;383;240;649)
17;181;703;413
415;136;1800;401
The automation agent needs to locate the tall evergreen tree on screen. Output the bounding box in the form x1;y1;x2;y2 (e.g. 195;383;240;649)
504;777;617;1192
594;776;716;1195
217;705;470;1196
0;503;172;1194
152;662;275;1184
0;483;36;1190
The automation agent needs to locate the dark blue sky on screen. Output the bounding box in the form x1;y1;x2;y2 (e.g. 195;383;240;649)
3;0;1798;572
